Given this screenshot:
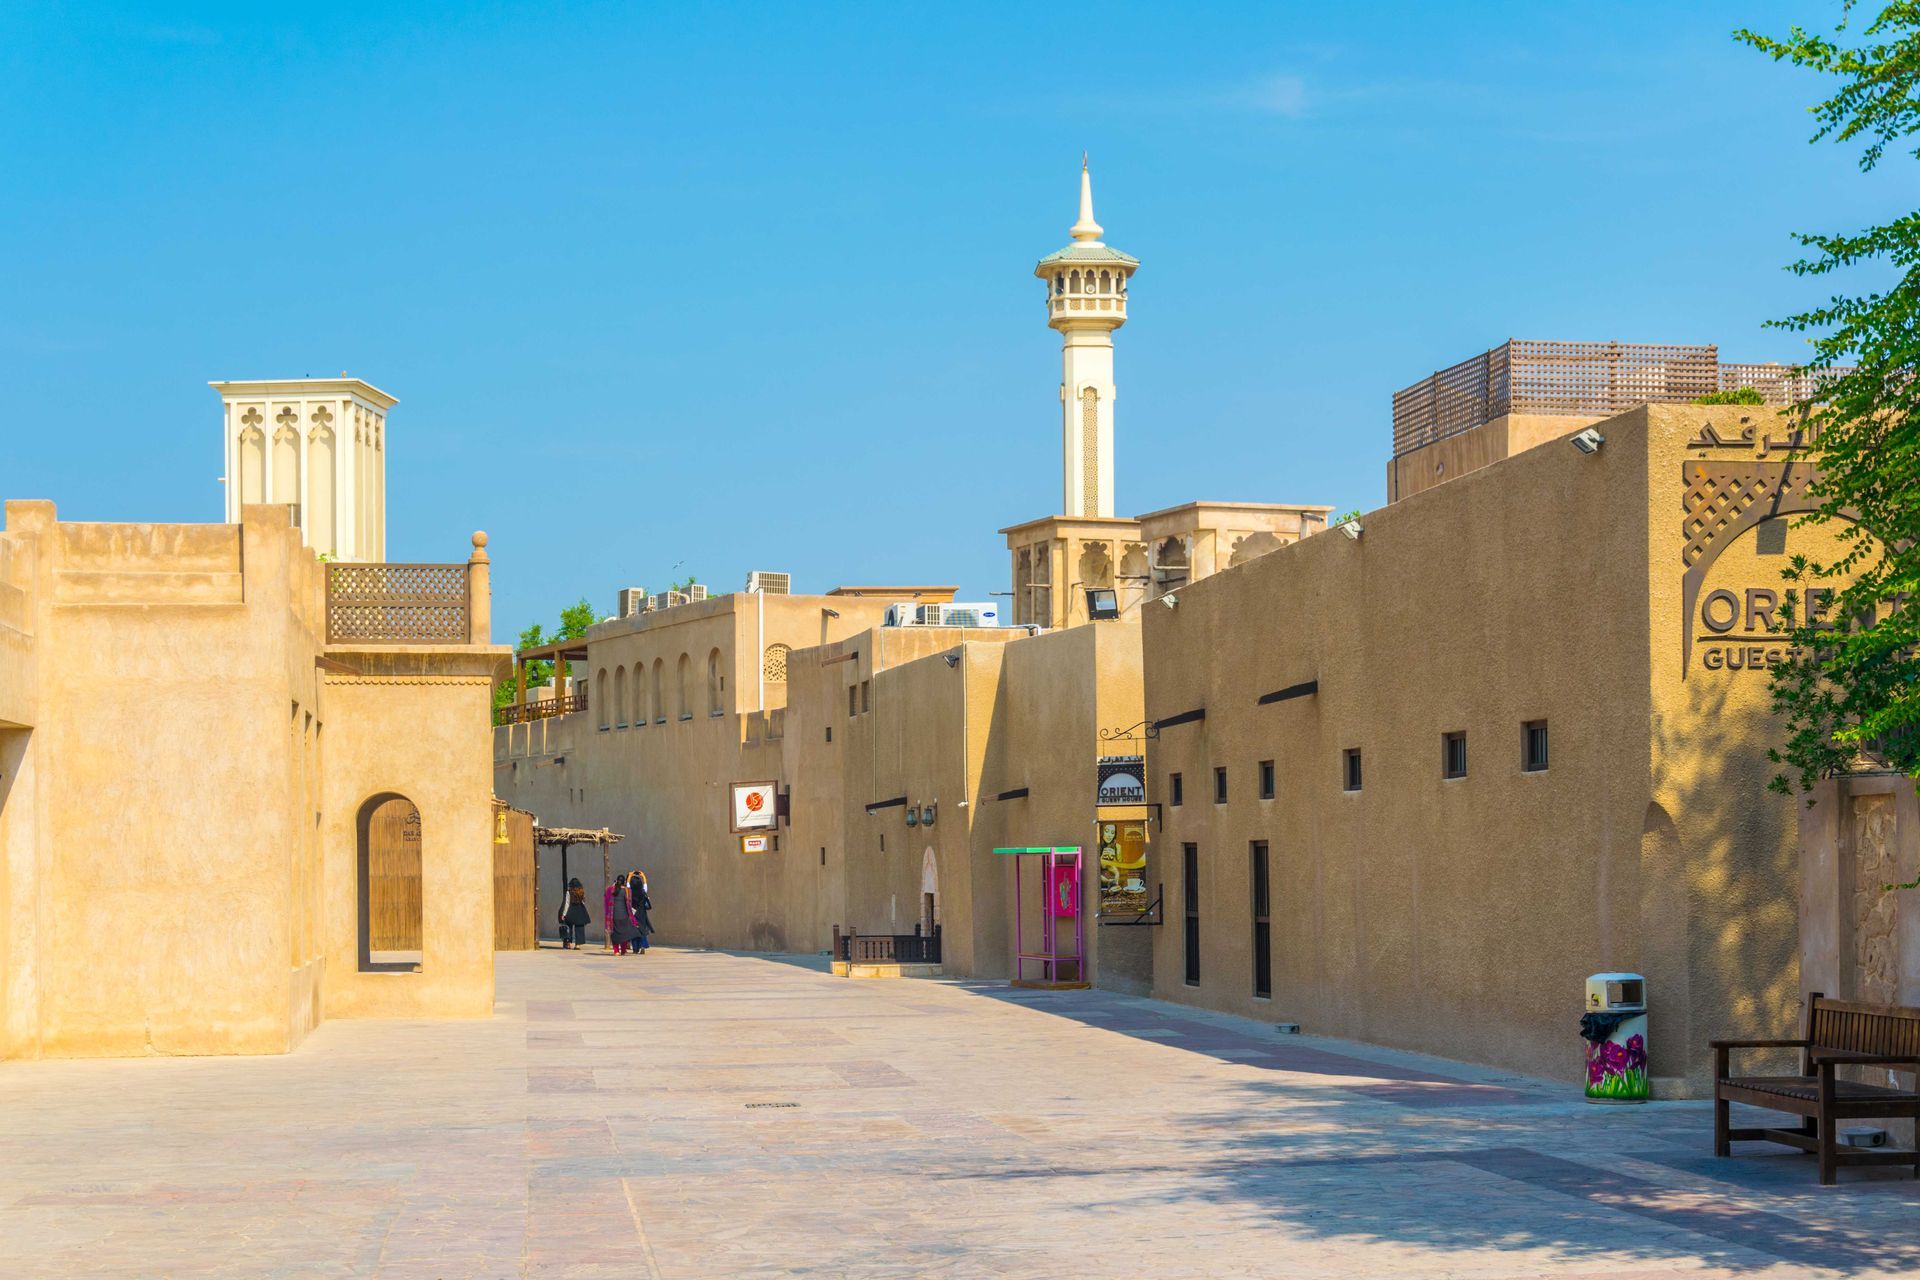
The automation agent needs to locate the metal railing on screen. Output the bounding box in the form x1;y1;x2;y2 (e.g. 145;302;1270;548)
833;926;942;965
326;562;470;645
494;690;589;726
1391;340;1852;458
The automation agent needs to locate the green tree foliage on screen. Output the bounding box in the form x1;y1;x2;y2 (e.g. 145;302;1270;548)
1693;387;1767;405
1737;4;1920;793
494;597;598;712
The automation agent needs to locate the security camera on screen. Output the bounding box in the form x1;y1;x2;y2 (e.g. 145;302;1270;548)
1570;427;1605;454
942;653;960;668
1339;520;1363;541
1161;593;1179;609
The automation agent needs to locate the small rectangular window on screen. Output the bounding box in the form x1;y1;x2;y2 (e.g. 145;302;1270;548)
1443;731;1467;780
848;685;857;717
820;847;827;866
1523;720;1550;773
1251;841;1271;999
1182;843;1200;986
1170;772;1184;807
861;680;870;713
1258;759;1275;800
1213;766;1228;804
825;726;832;743
1343;748;1362;792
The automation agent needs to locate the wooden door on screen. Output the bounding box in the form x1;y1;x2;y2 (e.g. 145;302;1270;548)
368;797;422;950
493;805;537;950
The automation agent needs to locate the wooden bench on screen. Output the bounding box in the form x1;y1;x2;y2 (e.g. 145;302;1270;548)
1713;992;1920;1184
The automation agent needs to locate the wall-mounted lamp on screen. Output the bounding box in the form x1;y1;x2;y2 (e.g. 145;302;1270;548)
1161;593;1179;610
942;653;960;668
1086;587;1120;620
1569;427;1605;454
865;804;877;817
1339;520;1364;541
921;802;937;827
822;607;842;618
905;807;920;827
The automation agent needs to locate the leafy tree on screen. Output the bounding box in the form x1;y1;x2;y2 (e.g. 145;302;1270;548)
1736;4;1920;793
494;596;598;712
1694;387;1767;405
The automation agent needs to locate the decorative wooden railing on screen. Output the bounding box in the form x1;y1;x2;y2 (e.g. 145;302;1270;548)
327;562;470;644
494;691;588;726
833;926;941;965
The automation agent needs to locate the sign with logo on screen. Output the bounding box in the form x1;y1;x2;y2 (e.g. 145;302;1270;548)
1096;755;1146;807
740;834;771;854
730;780;778;832
1096;819;1149;916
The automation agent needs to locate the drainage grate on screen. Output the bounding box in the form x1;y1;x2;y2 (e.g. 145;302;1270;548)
745;1102;799;1109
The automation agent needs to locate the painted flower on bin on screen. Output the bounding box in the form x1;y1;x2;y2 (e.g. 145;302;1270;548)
1600;1040;1630;1074
1625;1034;1647;1070
1587;1055;1607;1086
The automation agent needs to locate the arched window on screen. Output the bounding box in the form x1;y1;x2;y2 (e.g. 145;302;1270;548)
613;666;628;728
652;658;665;723
1099;270;1111;293
357;793;421;973
1070;270;1081;294
707;648;724;716
1054;272;1064;295
596;668;610;730
676;653;693;720
763;643;791;683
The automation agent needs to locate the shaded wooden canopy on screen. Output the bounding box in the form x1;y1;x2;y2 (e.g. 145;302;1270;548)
517;638;590;665
534;826;625;847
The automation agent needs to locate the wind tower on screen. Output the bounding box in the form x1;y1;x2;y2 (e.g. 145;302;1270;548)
1035;158;1138;518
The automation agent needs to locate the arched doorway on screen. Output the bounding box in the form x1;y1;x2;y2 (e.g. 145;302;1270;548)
357;793;422;972
920;846;940;937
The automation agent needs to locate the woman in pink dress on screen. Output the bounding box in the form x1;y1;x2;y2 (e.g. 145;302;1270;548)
602;877;629;954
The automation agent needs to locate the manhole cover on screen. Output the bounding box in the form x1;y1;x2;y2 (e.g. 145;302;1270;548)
745;1102;799;1109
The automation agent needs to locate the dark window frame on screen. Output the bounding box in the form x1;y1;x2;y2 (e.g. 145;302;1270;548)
1343;748;1363;792
1170;772;1184;807
1443;730;1467;780
1523;720;1550;773
1182;843;1200;987
1213;765;1228;804
1258;759;1275;800
1251;840;1271;999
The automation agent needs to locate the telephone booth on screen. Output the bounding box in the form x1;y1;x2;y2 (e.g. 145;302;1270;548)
996;845;1087;989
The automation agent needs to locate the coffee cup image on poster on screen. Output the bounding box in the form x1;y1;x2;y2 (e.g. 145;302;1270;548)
1098;820;1149;913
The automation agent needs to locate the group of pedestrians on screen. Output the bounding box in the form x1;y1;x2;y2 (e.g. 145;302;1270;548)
558;871;654;954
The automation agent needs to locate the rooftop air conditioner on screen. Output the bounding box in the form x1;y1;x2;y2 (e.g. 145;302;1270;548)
687;584;708;602
746;571;791;595
617;587;646;618
666;590;690;608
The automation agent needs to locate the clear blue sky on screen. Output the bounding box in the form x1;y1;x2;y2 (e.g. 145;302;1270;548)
0;2;1902;634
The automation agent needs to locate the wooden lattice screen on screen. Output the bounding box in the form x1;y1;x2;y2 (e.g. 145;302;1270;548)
1392;340;1727;457
327;563;470;644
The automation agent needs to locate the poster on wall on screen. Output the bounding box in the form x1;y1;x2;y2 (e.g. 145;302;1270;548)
730;780;778;832
1095;756;1146;806
1097;819;1149;915
740;834;771;854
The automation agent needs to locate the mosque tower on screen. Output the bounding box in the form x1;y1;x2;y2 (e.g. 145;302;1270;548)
1034;158;1138;518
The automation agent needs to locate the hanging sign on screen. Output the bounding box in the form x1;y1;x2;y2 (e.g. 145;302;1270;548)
1048;860;1079;919
1097;819;1149;915
1096;755;1146;807
740;834;771;854
730;780;779;832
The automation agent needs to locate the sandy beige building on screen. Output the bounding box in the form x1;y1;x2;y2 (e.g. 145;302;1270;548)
1145;401;1850;1092
1;383;509;1059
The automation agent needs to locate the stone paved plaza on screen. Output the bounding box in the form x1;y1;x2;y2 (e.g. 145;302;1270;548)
2;949;1917;1279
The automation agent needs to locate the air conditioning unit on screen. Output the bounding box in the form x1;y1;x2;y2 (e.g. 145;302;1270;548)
746;571;791;595
616;587;646;618
687;584;708;602
666;590;690;608
884;601;1002;627
648;593;667;612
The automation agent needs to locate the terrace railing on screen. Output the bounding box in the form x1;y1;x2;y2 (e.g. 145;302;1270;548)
1391;340;1852;458
327;562;472;645
494;690;589;726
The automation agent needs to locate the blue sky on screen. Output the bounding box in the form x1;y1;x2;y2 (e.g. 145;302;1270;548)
0;2;1903;634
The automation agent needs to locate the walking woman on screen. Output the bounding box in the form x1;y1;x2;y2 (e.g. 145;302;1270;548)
559;878;591;950
606;872;639;955
631;871;654;955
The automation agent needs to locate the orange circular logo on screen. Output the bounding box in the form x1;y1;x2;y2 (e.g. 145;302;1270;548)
744;790;765;812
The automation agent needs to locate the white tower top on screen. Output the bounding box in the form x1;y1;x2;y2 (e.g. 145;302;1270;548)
1035;159;1138;519
211;377;395;562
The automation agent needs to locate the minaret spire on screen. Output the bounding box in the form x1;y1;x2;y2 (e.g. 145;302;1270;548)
1069;154;1103;245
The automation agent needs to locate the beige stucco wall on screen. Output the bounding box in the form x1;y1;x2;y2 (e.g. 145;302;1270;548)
0;500;507;1059
1388;412;1606;502
1144;404;1843;1094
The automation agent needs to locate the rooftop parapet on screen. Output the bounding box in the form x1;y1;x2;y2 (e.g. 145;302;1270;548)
1391;340;1852;458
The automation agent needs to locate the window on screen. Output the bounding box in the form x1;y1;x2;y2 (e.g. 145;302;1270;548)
1251;841;1271;999
1343;748;1362;792
763;643;791;683
1213;766;1228;804
614;666;628;728
596;668;610;731
1258;760;1275;800
825;726;832;743
1170;772;1184;806
676;653;692;720
707;648;724;716
652;659;665;723
860;680;870;713
848;684;857;717
1443;731;1467;779
820;847;827;867
1523;720;1550;773
1182;844;1200;986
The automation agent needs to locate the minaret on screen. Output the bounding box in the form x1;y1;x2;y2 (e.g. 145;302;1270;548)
1035;158;1138;518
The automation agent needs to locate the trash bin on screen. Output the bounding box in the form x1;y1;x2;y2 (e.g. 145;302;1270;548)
1580;972;1648;1103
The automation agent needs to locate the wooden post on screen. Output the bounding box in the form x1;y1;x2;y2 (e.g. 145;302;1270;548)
602;832;613;953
